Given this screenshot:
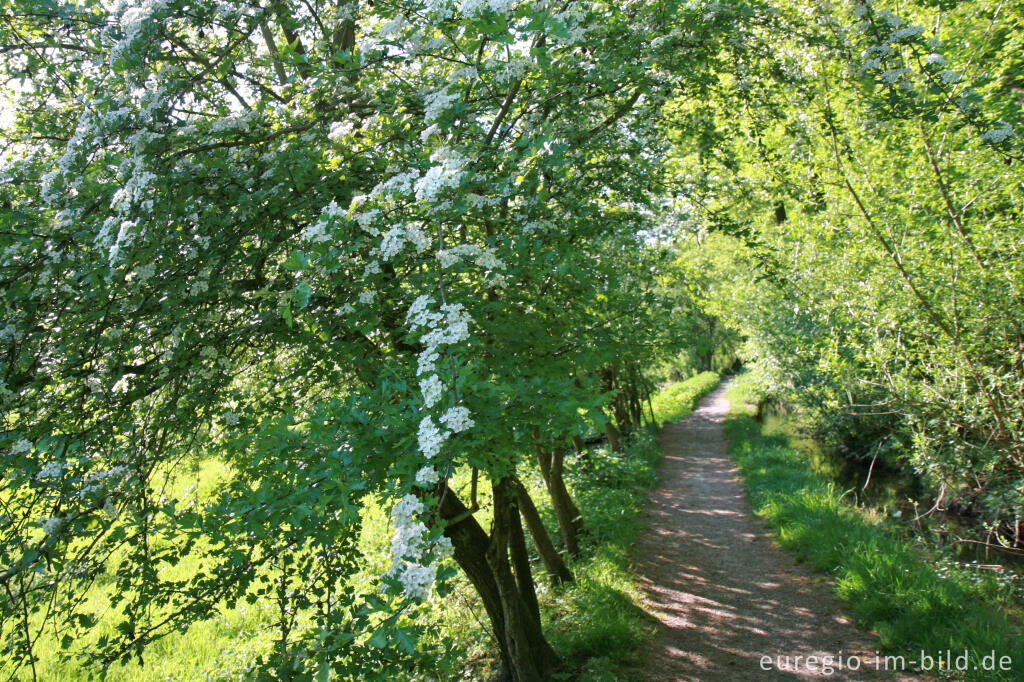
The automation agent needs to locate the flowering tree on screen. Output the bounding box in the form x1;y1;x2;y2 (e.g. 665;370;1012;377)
0;0;720;678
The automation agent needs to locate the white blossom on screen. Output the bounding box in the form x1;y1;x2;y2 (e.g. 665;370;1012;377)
415;465;439;486
890;25;923;41
398;561;435;600
423;88;460;123
35;460;65;481
378;227;408;261
417;416;450;459
413;149;467;203
407;295;442;330
392;494;425;524
10;439;32;455
417;348;441;375
880;68;909;84
440;406;474;433
40;516;62;536
420;374;445;408
981;121;1015;144
328;119;357;142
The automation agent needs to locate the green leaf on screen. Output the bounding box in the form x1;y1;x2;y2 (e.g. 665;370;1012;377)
366;629;388;649
283;250;310;271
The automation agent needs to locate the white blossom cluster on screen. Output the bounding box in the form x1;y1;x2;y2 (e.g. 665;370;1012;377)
417;415;450;459
413;148;468;203
423;88;460;124
35;460;65;481
10;438;32;455
439;406;474;433
387;494;452;601
376;223;429;261
387;290;478;597
78;465;131;500
980;121;1015;144
419;374;445;408
302;200;346;243
423;0;455;20
328;119;357;142
435;243;504;271
40;516;63;536
880;67;910;84
889;24;923;42
459;0;516;16
415;465;439;486
109;0;168;66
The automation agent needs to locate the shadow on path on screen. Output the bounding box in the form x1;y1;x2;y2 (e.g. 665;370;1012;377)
631;383;921;681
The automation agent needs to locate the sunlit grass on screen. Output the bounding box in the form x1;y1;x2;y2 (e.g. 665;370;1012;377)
650;371;720;424
723;412;1024;681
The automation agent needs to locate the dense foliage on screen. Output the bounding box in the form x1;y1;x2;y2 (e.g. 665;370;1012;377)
0;0;726;679
2;0;1021;678
666;0;1024;547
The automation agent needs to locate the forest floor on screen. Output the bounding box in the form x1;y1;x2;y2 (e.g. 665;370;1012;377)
631;382;923;681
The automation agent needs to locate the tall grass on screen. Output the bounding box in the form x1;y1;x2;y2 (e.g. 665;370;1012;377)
724;388;1024;681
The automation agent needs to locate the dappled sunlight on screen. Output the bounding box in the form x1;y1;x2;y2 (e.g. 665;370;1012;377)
631;384;897;681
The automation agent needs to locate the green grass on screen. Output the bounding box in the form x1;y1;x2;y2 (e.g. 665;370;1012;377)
541;428;664;681
723;395;1024;681
650;371;720;424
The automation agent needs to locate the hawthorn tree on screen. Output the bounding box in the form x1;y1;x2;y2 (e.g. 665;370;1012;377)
0;0;727;679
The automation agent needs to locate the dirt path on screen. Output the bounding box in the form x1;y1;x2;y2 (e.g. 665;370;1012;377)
632;382;911;681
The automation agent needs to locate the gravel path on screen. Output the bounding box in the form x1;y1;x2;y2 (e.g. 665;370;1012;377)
631;382;919;681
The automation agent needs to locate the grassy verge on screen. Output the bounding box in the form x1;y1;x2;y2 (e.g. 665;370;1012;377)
650;371;720;424
724;382;1024;681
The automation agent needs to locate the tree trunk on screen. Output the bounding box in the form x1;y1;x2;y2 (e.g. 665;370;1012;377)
570;433;590;467
514;479;574;585
605;418;622;452
487;479;560;681
438;484;560;681
534;440;584;558
506;484;541;627
437;487;512;677
548;447;585;555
